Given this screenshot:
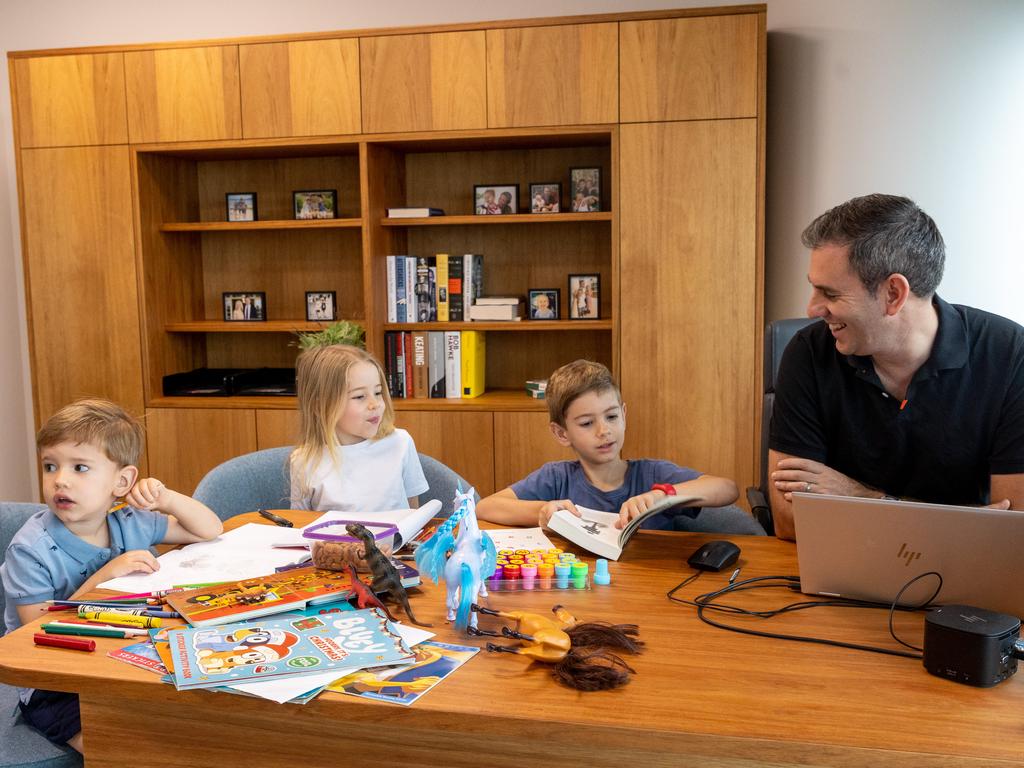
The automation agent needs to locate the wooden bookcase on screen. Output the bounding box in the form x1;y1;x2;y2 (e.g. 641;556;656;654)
10;6;765;500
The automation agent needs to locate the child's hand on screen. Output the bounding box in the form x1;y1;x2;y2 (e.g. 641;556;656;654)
538;500;579;527
97;550;160;580
617;491;665;529
125;477;166;510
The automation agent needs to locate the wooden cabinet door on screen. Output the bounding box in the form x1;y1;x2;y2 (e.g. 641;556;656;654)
256;409;300;449
13;53;128;147
396;411;495;497
620;14;759;123
240;39;361;138
619;120;759;493
19;146;143;428
360;31;486;133
125;46;241;143
486;23;617;128
146;408;257;495
493;412;574;491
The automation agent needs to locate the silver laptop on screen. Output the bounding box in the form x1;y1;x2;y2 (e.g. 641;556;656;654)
792;493;1024;619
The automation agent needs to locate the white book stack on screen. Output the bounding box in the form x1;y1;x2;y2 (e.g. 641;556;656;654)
469;297;524;321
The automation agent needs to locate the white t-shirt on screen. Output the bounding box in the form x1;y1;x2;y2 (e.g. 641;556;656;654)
290;428;429;513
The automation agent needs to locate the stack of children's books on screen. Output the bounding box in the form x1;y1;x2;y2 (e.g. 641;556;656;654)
106;566;478;705
526;379;547;399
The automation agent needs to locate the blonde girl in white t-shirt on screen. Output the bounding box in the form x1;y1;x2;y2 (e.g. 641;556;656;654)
290;344;428;513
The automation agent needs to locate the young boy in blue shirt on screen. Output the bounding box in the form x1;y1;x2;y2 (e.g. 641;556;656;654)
1;398;223;753
477;360;741;529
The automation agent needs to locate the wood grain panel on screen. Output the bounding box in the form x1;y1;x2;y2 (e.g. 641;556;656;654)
619;120;759;493
256;409;299;449
486;23;617;128
361;31;486;133
13;53;128;147
240;39;361;138
396;411;494;496
146;408;256;494
620;14;759;122
493;411;574;490
125;46;241;143
20;146;144;427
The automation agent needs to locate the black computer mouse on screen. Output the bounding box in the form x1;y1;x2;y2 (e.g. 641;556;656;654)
687;540;741;571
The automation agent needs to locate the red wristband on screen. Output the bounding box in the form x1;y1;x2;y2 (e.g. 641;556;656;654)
651;483;677;496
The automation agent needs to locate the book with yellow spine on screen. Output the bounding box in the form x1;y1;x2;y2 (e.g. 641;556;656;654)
460;330;486;398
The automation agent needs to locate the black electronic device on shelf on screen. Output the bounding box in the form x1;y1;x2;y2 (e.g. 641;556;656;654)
162;368;247;396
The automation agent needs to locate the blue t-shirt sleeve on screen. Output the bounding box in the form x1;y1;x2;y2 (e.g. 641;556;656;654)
1;544;55;605
509;463;570;501
114;507;169;549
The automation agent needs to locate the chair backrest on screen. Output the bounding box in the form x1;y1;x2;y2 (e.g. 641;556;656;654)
193;447;292;521
193;447;475;521
0;502;48;636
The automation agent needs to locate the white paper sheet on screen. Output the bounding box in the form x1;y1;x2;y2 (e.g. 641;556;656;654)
486;527;556;552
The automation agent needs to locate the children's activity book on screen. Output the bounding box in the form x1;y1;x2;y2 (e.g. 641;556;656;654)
165;566;354;627
328;641;478;706
108;640;167;675
166;608;414;690
546;495;700;560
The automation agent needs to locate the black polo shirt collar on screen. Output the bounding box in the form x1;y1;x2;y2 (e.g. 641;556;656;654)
843;294;968;383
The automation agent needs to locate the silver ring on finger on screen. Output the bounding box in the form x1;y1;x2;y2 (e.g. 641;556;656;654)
805;482;813;492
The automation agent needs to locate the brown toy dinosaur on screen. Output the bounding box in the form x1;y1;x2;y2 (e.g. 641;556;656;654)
345;564;397;622
345;523;432;627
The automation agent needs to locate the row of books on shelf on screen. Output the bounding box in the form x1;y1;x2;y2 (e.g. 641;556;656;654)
384;330;485;399
387;253;488;323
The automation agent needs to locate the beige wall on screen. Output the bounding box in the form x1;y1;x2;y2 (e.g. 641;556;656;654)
2;0;1023;499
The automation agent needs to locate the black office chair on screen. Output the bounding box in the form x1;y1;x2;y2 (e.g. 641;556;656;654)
746;318;818;535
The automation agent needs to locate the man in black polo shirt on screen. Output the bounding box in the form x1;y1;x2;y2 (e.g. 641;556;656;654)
768;194;1024;540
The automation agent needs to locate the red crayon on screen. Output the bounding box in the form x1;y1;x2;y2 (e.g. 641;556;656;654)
34;633;95;652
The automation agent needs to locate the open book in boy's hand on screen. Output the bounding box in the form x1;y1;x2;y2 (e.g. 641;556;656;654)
546;495;701;560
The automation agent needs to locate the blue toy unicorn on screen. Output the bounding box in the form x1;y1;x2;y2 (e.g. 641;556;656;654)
414;486;497;631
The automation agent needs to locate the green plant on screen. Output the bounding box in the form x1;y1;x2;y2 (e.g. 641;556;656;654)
293;320;366;351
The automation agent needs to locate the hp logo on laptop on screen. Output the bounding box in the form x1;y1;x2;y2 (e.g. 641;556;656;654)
896;543;922;566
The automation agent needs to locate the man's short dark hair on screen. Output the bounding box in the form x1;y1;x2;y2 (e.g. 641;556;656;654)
801;194;945;297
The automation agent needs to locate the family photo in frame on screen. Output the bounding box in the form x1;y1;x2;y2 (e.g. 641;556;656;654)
223;292;266;321
306;291;337;321
568;274;599;319
293;189;337;220
226;192;257;222
474;184;518;215
528;288;560;320
570;167;601;212
530;183;561;213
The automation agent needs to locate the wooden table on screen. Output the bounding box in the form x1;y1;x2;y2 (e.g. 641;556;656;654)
2;512;1022;767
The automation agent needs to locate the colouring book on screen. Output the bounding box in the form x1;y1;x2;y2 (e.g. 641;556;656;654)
328;641;478;706
165;608;414;690
165;566;354;627
107;640;167;675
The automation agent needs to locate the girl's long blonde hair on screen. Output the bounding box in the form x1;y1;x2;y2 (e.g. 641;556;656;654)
290;344;396;500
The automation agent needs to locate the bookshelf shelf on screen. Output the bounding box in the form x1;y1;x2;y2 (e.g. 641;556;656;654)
149;389;546;412
383;320;611;332
165;320;354;333
381;212;612;227
160;218;362;232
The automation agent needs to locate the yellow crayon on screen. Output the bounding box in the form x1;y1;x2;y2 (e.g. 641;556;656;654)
78;611;162;628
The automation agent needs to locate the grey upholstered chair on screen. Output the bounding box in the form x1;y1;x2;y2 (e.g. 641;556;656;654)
0;502;84;768
746;318;819;535
192;447;475;521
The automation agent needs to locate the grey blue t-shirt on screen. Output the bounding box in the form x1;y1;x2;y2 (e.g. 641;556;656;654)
2;506;168;635
510;459;701;530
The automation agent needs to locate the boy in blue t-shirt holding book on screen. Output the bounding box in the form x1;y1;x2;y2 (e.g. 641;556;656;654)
477;360;746;531
1;398;223;753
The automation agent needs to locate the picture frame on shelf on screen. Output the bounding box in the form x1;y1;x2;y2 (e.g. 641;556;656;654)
226;192;257;222
474;184;518;215
293;189;337;220
306;291;337;321
529;183;561;213
223;291;267;321
570;167;601;212
528;289;560;320
568;274;599;320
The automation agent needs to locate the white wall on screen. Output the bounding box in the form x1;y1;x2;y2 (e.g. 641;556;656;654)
2;0;1022;499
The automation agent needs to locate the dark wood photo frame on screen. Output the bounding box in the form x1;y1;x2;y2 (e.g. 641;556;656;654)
306;291;337;321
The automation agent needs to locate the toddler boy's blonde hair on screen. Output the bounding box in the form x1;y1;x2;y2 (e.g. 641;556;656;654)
36;398;143;467
546;360;621;427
